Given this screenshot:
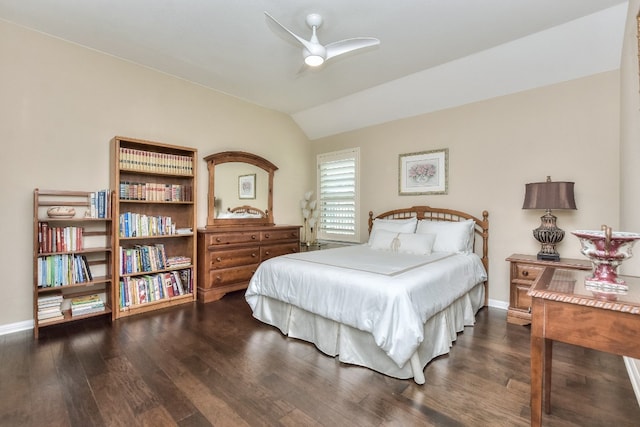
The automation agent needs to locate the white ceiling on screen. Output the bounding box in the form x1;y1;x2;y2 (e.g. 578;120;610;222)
0;0;629;139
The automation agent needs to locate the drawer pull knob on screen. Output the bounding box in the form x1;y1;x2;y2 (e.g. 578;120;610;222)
523;271;529;277
264;251;269;256
251;235;257;240
215;275;222;283
216;237;222;243
252;253;257;257
264;234;270;239
216;257;222;262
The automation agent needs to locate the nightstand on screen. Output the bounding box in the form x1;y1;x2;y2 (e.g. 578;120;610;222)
505;254;592;325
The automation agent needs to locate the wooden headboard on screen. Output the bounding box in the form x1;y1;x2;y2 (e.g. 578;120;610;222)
369;205;489;305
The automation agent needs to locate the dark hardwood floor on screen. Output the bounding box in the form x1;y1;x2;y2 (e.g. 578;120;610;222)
1;291;639;426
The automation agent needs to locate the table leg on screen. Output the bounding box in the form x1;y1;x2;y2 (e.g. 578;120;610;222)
544;340;552;414
530;334;545;426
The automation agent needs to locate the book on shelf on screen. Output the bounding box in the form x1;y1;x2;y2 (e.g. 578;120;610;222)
87;189;111;219
118;267;191;308
166;256;191;268
38;224;84;253
70;294;105;316
37;254;94;287
119;147;193;175
37;294;63;323
119;212;174;237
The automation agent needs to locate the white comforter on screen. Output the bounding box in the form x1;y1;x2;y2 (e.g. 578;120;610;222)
245;245;487;367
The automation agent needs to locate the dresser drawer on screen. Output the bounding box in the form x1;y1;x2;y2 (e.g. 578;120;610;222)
515;264;544;281
205;265;258;288
207;247;259;269
261;229;299;242
261;243;299;261
205;231;260;246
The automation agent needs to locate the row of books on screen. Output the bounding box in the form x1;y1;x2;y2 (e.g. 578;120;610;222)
119;212;178;238
119;147;193;175
37;254;93;287
37;294;64;324
119;243;168;275
38;223;84;254
119;269;192;308
119;182;193;202
88;189;112;219
70;294;105;317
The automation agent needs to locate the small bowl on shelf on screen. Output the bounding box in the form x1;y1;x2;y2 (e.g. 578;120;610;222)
47;206;76;218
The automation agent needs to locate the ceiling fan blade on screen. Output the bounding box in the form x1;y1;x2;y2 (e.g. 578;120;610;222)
325;37;380;61
264;11;316;53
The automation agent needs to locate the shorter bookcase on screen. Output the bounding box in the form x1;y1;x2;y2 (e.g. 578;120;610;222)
33;189;115;338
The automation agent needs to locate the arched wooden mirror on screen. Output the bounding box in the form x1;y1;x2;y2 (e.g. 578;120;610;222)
204;151;277;227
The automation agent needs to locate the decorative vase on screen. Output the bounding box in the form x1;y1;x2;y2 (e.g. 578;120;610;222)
572;226;640;291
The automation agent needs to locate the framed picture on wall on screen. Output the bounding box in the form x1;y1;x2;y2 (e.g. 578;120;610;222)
238;174;256;199
399;149;448;195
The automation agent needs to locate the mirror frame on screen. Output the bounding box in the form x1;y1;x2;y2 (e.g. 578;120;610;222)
204;151;277;228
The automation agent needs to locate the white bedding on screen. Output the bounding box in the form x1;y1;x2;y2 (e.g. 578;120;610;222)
245;245;487;368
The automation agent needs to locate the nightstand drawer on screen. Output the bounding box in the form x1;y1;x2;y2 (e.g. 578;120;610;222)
514;284;532;312
515;264;544;281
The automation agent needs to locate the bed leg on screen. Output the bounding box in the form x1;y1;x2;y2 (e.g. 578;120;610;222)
410;353;425;385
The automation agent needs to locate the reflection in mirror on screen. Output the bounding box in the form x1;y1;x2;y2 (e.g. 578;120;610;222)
214;163;269;217
204;151;277;227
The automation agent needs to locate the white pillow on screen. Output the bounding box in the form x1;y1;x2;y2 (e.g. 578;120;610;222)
369;230;436;255
368;217;418;245
416;219;475;253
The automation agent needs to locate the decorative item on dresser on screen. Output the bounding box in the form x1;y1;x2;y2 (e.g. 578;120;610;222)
522;176;576;261
505;253;591;325
198;151;300;303
33;189;115;338
110;136;198;319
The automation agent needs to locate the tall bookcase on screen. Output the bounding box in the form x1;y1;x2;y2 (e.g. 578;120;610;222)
33;189;115;338
111;136;197;318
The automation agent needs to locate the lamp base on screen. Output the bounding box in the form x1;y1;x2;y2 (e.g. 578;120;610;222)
532;210;564;263
537;252;560;262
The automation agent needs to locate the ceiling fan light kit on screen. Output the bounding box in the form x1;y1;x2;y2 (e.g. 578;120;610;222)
265;11;380;68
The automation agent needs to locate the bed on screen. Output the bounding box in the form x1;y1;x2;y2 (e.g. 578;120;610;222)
245;206;489;384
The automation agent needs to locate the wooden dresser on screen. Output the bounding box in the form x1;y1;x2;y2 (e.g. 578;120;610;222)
197;225;300;303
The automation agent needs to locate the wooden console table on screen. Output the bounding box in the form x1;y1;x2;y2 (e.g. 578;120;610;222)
528;267;640;426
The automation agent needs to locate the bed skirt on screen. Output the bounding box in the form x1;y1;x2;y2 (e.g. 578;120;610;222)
248;282;485;384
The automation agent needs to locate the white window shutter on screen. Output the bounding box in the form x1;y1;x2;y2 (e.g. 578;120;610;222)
317;148;360;243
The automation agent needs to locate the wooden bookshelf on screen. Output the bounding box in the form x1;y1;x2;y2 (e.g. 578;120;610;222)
33;189;115;338
110;136;197;318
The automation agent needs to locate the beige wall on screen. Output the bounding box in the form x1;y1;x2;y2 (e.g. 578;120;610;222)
312;72;620;305
0;20;312;328
620;0;640;276
0;14;628;330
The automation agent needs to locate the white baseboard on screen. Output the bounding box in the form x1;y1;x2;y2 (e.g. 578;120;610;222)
0;319;33;336
488;298;508;311
624;357;640;407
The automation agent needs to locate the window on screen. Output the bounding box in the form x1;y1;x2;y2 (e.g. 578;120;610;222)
316;148;360;243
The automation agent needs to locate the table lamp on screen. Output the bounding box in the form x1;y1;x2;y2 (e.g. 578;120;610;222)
522;176;576;261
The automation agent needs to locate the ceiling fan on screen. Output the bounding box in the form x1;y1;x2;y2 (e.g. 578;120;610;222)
264;11;380;67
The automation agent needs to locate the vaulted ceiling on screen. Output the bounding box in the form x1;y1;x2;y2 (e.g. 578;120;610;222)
0;0;629;139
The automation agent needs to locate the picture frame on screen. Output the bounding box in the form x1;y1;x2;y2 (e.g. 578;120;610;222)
399;148;448;195
238;174;256;199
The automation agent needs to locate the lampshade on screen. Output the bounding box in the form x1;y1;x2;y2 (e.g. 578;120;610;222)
522;176;576;261
522;179;576;210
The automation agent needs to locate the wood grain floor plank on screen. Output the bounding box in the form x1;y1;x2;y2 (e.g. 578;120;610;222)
3;290;639;427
